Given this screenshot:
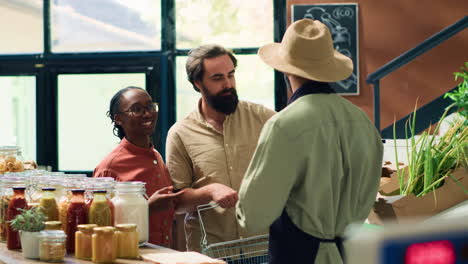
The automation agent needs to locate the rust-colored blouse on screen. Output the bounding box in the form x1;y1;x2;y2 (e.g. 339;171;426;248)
93;137;174;247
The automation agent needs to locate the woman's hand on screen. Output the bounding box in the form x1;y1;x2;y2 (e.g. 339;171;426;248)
148;186;185;212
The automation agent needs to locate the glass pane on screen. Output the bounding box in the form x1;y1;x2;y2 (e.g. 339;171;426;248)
175;55;275;121
176;0;273;49
0;76;36;161
51;0;161;53
58;73;145;171
0;0;43;54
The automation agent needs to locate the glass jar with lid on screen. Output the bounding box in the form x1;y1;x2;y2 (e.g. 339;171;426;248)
88;191;112;226
0;176;26;242
28;175;50;205
58;179;81;233
39;230;67;262
66;189;87;253
75;224;97;260
92;226;117;263
40;188;59;221
115;224;139;259
0;146;24;174
85;177;115;203
112;181;149;244
86;178;115;225
6;187;28;249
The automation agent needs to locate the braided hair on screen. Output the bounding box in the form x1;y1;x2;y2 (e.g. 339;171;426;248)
107;86;146;139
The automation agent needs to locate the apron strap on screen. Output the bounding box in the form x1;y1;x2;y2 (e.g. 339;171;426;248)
269;210;345;264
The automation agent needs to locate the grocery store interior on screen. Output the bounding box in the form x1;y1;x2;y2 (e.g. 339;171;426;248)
0;0;467;263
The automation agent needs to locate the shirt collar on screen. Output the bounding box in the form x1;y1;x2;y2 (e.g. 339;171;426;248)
121;137;154;155
194;98;235;134
287;81;336;105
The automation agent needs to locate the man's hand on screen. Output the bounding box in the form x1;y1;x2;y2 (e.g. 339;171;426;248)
209;183;238;208
148;186;185;212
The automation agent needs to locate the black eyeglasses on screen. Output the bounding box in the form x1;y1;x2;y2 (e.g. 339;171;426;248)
119;102;159;117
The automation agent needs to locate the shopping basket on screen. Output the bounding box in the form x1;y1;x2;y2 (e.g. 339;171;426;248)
197;203;269;264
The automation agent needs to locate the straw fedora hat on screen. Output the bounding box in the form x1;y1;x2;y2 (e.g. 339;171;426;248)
258;19;353;82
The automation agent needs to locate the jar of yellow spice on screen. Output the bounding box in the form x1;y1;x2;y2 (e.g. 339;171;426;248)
115;224;139;259
92;226;117;263
75;224;97;260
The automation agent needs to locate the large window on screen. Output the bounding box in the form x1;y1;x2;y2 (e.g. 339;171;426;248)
57;73;145;171
176;0;273;49
51;0;161;52
176;55;274;120
0;1;282;173
0;0;43;54
175;0;275;121
0;76;36;161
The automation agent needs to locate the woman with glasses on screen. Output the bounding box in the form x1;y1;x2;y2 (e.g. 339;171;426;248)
93;86;183;247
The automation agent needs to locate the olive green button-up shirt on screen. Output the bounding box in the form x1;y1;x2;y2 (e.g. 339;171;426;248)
236;94;383;263
166;100;275;251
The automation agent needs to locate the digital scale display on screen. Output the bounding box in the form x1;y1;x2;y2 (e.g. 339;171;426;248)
380;231;468;264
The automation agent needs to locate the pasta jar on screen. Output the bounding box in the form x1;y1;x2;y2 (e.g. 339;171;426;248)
0;146;24;174
92;226;117;263
115;224;139;259
39;230;67;262
75;224;97;260
112;181;148;244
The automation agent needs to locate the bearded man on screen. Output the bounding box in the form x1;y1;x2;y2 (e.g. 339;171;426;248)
166;44;276;252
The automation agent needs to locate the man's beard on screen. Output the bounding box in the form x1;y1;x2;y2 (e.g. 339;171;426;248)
202;86;239;115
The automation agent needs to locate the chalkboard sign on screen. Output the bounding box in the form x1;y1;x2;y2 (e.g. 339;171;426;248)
292;4;359;95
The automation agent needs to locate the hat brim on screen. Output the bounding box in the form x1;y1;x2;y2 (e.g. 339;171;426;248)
258;43;354;82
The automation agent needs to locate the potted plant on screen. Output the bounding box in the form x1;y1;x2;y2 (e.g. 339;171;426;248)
9;207;46;259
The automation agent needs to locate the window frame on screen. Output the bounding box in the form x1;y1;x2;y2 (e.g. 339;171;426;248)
0;0;286;175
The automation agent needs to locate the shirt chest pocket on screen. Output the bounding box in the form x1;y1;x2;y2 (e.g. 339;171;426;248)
188;144;228;186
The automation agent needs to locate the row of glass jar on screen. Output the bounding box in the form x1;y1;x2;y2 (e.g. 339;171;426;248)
0;175;149;248
0;173;114;243
37;224;139;263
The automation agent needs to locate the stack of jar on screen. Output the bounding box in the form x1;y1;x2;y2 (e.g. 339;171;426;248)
0;146;24;174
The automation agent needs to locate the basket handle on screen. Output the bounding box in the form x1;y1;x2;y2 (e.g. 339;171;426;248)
196;203;219;249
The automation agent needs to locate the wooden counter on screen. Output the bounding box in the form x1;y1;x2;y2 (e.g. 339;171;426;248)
0;242;177;264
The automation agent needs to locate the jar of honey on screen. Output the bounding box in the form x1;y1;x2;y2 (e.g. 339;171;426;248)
115;224;139;259
75;224;97;260
92;226;117;263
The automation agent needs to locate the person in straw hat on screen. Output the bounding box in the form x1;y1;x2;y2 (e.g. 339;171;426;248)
236;19;383;263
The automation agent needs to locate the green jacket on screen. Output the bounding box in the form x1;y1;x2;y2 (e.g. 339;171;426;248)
236;94;383;263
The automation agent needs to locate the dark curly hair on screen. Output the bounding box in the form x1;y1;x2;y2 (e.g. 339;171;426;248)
107;86;146;139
